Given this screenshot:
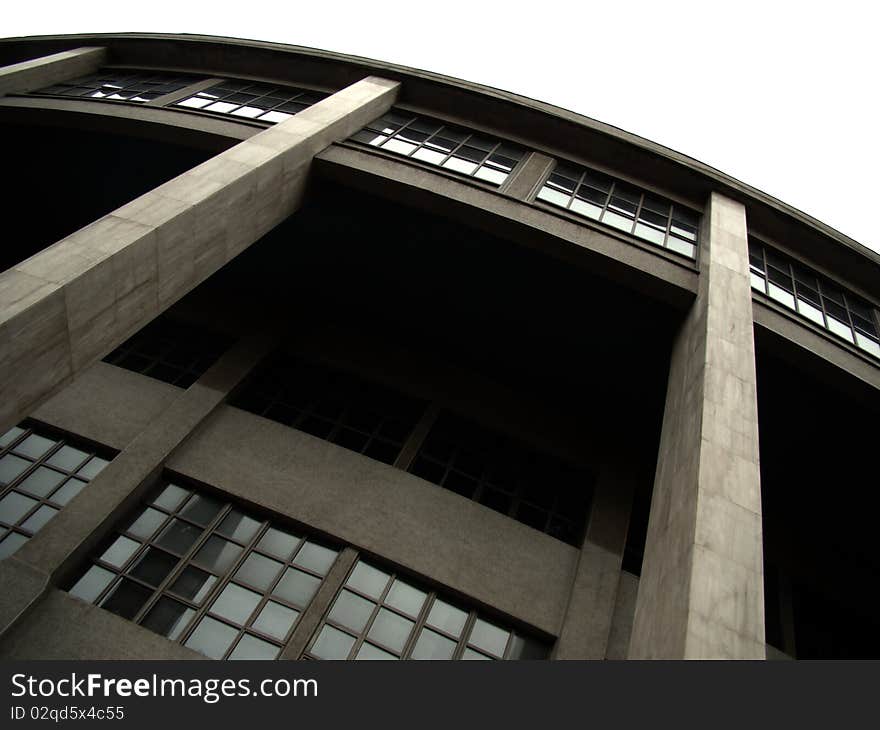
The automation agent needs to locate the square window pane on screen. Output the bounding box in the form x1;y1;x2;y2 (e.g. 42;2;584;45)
0;426;25;448
230;105;263;118
310;625;355;659
259;110;293;123
827;315;855;343
126;507;167;540
569;198;603;220
252;601;299;641
257;527;300;560
152;484;189;511
14;434;57;459
537;187;570;208
204;101;239;113
442;156;478;175
355;642;398;660
426;599;468;636
601;210;635;233
411;628;456;659
634;222;667;246
156;518;203;554
235;552;283;591
194;536;243;574
328;589;375;633
0;492;38;526
385;579;426;617
293;542;337;575
346;562;389;599
473;166;507;185
185;616;239;659
129;547;179;587
18;467;66;497
210;582;261;625
462;648;493;660
367;608;414;652
666;237;696;258
141;596;195;640
217;510;261;543
100;578;153;620
69;565;115;603
411;147;446;165
0;454;31;486
856;333;880;358
469;618;509;657
229;634;280;660
77;457;109;480
100;535;141;568
273;567;320;607
383;138;418;156
506;634;547;659
46;445;89;472
170;566;217;603
179;494;223;526
0;532;28;560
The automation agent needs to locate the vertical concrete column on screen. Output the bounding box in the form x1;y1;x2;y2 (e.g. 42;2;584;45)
0;333;274;640
553;464;634;659
0;47;106;96
0;75;399;435
628;192;765;659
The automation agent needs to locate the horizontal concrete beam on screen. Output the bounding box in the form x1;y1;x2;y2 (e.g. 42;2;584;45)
0;75;399;435
0;47;106;96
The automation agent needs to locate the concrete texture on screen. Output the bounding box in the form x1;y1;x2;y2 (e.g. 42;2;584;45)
0;590;204;660
606;572;639;659
0;47;105;96
0;76;399;436
167;405;579;636
32;361;181;451
628;192;765;659
502;151;555;201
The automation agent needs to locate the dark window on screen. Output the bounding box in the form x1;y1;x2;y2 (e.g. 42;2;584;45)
748;239;880;359
67;482;340;660
409;413;594;546
29;69;199;103
537;159;700;258
351;111;526;186
305;557;548;660
231;353;426;465
103;317;233;388
174;82;328;124
0;424;115;560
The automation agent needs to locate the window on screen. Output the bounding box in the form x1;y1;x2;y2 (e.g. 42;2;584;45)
749;240;880;359
351;111;526;186
0;424;114;559
103;316;233;388
68;482;340;660
173;81;328;124
536;160;700;258
409;413;594;546
231;353;426;465
306;557;548;660
29;69;198;103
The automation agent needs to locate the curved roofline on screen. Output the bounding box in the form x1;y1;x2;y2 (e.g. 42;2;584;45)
2;31;878;271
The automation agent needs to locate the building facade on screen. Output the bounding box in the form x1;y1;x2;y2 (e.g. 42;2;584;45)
0;34;878;660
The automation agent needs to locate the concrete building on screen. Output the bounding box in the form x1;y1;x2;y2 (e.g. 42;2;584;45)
0;33;877;661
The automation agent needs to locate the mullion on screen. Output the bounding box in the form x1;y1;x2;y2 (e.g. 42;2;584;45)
452;612;479;660
345;570;397;659
399;589;436;659
565;171;588;211
630;192;646;238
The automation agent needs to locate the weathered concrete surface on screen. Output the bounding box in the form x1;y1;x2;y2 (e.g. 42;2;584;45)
0;76;400;435
628;192;765;659
0;590;204;660
553;466;635;659
32;361;181;451
606;571;639;659
167;405;579;636
502;151;554;201
0;558;49;642
0;47;105;96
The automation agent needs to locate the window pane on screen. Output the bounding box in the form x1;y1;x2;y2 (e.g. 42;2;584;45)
293;542;337;575
0;532;28;560
152;484;189;511
346;562;390;599
229;634;280;660
156;519;203;554
328;589;375;633
235;552;283;591
76;457;109;480
469;618;510;657
411;628;456;659
367;608;414;652
385;579;427;617
426;599;468;636
0;492;37;525
273;567;321;607
355;642;398;660
142;597;195;640
0;455;31;486
18;467;66;498
126;507;167;540
252;601;299;641
46;445;89;472
194;536;243;574
210;583;261;625
100;579;152;620
171;566;217;603
69;565;115;603
185;616;239;659
129;547;179;587
257;527;300;560
310;625;355;659
217;510;261;543
15;434;56;459
100;535;141;568
179;494;223;526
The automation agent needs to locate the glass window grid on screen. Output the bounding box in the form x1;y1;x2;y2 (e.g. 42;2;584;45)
350;111;526;186
409;413;593;547
749;240;880;360
29;69;199;104
172;81;328;124
305;557;548;660
535;161;700;258
103;317;233;388
231;353;427;466
0;424;113;560
68;482;340;660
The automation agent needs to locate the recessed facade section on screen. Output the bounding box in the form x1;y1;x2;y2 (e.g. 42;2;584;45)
350;111;526;185
0;424;114;559
749;239;880;358
536;160;700;258
103;317;233;388
231;353;426;466
305;557;548;660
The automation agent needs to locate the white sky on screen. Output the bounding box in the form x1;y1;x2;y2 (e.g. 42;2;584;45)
5;1;879;254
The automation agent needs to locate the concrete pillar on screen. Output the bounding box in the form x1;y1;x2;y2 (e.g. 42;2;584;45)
628;192;765;659
0;47;106;96
0;76;399;435
553;465;634;658
501;151;554;201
